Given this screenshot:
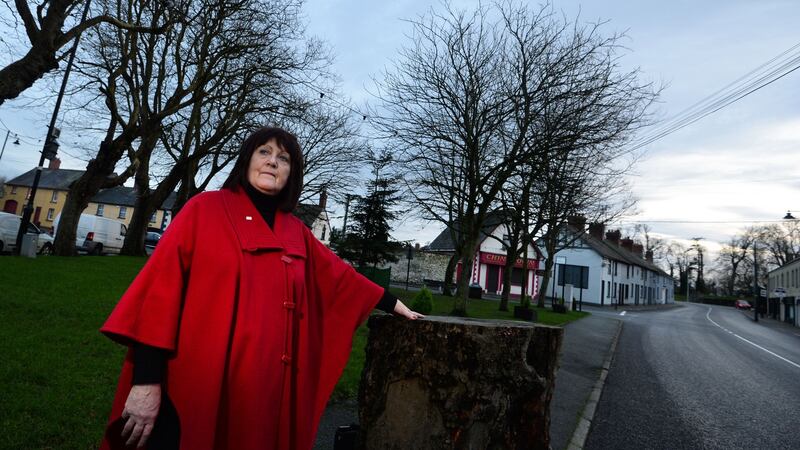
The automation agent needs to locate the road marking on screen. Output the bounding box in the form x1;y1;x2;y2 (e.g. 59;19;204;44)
620;311;627;316
706;308;800;370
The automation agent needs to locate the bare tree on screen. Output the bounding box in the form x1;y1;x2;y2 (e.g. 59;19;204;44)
0;0;173;105
714;232;753;295
54;0;319;255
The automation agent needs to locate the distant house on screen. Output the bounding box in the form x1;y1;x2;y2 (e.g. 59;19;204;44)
293;191;331;246
428;211;542;297
539;218;674;306
0;161;174;231
767;258;799;327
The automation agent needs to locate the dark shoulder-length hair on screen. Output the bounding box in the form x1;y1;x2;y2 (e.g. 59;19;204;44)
222;126;304;212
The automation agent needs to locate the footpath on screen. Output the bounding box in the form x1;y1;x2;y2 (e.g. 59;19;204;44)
313;312;624;450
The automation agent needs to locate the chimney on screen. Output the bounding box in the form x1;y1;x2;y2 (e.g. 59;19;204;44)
48;158;61;170
621;237;634;253
605;229;621;245
645;250;654;263
567;215;587;232
319;189;328;209
588;223;605;240
632;243;644;258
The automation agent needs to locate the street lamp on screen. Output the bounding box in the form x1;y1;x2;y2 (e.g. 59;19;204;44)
0;130;20;163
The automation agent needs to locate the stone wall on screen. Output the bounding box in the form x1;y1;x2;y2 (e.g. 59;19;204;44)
383;251;452;286
358;315;563;449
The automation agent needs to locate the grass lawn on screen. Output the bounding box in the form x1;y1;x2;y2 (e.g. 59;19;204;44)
0;257;587;448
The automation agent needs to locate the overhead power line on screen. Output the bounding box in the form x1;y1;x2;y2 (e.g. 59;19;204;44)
629;41;800;152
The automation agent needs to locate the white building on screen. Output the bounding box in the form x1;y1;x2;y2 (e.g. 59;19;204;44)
428;211;541;298
293;191;331;246
767;258;799;327
539;221;674;306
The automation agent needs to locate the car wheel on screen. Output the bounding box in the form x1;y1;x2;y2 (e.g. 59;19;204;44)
39;243;54;256
90;244;103;256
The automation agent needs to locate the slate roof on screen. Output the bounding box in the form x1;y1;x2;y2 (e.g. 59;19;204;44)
428;210;509;252
5;168;176;210
567;226;670;277
6;168;84;190
293;204;325;229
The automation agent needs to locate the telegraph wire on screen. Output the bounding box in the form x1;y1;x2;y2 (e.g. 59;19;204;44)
629;41;800;152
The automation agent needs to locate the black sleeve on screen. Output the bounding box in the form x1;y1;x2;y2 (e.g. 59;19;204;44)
375;289;398;314
132;343;168;385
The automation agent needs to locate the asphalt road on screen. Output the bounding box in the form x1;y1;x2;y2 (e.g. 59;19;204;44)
585;303;800;450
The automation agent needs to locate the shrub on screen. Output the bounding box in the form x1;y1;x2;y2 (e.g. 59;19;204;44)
552;303;567;314
411;287;434;314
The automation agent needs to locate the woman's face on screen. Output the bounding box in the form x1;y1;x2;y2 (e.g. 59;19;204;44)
247;138;291;195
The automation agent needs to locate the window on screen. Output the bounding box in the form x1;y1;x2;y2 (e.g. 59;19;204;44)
321;226;326;241
50;191;58;203
46;208;55;221
118;206;127;219
11;186;17;195
96;204;104;216
150;212;157;223
607;261;611;275
25;188;31;200
558;264;589;289
614;262;618;276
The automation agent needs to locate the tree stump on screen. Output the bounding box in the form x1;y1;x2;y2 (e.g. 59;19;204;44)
358;315;563;450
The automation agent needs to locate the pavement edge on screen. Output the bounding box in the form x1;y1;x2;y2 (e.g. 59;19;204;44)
565;318;623;450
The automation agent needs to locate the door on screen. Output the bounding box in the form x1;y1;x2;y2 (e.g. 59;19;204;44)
486;265;499;293
3;200;17;214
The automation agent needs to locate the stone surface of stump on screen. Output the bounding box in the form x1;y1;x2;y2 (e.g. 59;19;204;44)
358;315;563;450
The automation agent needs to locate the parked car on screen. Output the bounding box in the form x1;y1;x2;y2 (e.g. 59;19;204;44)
0;212;55;254
735;299;752;310
53;213;127;255
145;231;162;254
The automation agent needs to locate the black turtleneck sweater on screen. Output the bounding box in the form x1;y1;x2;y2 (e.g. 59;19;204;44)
132;185;398;385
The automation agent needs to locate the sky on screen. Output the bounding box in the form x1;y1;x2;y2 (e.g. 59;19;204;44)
298;0;800;256
1;0;799;262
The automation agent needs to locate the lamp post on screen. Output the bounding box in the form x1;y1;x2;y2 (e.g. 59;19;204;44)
14;0;92;254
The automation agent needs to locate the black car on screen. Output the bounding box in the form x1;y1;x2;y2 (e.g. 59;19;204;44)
145;231;162;253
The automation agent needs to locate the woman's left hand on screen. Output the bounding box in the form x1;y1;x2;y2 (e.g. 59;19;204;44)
394;299;425;320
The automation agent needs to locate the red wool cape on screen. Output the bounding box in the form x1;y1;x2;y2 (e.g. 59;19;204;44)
100;188;383;450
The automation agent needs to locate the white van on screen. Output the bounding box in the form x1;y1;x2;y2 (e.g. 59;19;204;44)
54;213;127;255
0;212;55;254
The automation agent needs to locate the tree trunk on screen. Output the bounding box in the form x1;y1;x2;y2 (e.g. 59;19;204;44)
442;252;460;297
453;241;477;316
536;253;555;308
499;241;519;311
359;315;563;449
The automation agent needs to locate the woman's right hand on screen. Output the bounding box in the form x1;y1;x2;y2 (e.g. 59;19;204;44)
121;384;161;448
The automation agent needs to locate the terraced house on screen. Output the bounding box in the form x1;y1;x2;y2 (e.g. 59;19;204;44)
0;162;174;232
540;219;674;306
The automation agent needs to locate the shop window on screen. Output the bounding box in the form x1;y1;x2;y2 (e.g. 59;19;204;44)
96;204;104;216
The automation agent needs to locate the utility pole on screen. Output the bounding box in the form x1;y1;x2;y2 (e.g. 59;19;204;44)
342;194;355;235
15;0;92;254
753;240;759;322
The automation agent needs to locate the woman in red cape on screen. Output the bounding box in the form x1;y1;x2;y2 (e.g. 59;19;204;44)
100;127;422;450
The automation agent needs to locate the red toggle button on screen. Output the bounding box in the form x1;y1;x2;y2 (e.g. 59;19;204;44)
281;255;292;264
